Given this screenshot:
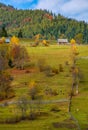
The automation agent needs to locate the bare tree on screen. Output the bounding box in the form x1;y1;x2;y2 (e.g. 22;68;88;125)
17;96;28;119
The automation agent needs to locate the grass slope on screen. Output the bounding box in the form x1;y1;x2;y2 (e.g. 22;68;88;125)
0;44;88;130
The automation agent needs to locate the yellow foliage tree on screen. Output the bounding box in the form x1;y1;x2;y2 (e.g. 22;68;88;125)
0;37;6;44
70;38;76;45
42;40;49;46
29;81;38;100
70;39;78;55
42;40;46;45
10;36;19;46
1;37;6;43
70;38;79;95
72;45;78;55
29;81;36;88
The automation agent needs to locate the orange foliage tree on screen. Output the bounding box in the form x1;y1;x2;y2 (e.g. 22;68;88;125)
10;36;19;45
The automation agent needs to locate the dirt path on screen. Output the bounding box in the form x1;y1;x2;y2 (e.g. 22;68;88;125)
0;99;69;106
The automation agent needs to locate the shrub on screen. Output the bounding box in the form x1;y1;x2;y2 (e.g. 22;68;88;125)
51;89;58;96
37;58;47;72
29;112;37;120
59;64;64;72
42;40;49;46
4;116;22;124
51;104;60;112
45;88;58;96
44;65;55;77
65;61;69;66
37;59;58;76
52;67;59;74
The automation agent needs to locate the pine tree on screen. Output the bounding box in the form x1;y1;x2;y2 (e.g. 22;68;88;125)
18;29;23;38
0;26;8;37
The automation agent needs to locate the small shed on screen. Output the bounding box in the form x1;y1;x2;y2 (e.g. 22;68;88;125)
57;39;68;44
5;38;10;43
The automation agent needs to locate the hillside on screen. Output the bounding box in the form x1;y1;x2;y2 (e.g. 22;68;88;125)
0;2;88;43
0;43;88;130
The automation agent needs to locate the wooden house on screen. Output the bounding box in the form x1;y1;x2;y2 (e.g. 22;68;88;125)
57;39;68;44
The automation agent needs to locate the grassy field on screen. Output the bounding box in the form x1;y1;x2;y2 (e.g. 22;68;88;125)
0;44;88;130
71;45;88;130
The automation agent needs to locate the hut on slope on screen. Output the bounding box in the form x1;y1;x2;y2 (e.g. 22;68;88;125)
57;39;68;45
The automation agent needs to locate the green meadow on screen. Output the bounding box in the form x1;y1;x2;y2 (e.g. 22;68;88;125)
0;44;88;130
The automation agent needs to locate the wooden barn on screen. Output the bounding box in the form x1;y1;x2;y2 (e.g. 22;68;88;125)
57;39;68;44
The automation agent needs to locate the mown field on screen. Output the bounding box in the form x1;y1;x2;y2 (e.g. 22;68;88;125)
0;44;88;130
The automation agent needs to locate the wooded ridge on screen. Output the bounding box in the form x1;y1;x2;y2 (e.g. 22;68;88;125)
0;2;88;43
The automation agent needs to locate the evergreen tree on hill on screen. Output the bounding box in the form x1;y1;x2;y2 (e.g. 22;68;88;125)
18;29;23;38
0;26;8;37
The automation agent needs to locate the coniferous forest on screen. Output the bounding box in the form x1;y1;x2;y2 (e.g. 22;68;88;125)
0;2;88;43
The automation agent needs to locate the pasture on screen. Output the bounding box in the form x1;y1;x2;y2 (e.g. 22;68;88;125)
0;44;88;130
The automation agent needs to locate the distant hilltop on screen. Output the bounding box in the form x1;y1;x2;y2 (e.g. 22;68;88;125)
0;2;15;10
0;2;88;43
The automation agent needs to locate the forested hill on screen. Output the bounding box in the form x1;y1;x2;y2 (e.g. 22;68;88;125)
0;2;88;43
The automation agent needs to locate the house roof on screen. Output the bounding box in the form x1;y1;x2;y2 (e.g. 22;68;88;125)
58;39;68;43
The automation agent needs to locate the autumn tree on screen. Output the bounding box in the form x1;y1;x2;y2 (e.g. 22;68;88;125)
17;96;28;119
11;45;29;69
10;36;19;46
10;36;29;69
0;55;8;71
0;71;14;100
29;81;39;100
0;43;14;100
28;81;43;118
0;44;11;69
33;34;43;46
0;37;6;44
70;39;79;95
42;40;49;46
